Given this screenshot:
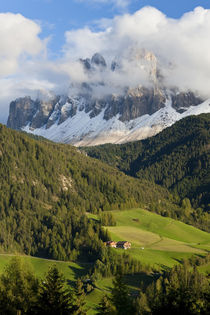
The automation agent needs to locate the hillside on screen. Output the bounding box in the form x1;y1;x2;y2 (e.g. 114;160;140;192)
103;208;210;269
84;114;210;215
0;124;180;260
0;254;155;314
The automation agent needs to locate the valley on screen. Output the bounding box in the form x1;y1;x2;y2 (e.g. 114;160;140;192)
0;115;209;314
0;2;210;314
0;206;209;314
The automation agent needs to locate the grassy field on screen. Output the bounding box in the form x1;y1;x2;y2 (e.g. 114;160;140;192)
0;254;154;314
105;208;210;269
0;254;88;280
0;254;99;313
0;208;209;313
199;263;210;274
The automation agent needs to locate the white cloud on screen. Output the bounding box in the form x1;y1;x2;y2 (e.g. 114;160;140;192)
0;13;49;122
0;13;45;76
1;6;210;123
63;6;210;97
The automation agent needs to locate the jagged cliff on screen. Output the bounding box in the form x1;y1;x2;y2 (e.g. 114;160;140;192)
7;50;208;146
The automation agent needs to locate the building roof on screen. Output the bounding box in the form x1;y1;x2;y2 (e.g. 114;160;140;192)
116;241;130;245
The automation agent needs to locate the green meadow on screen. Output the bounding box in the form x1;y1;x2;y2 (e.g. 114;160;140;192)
0;254;97;314
0;254;88;282
0;208;209;314
105;208;210;269
0;254;153;314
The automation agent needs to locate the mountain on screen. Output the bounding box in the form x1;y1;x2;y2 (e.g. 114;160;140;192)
84;114;210;216
0;123;184;259
7;50;209;146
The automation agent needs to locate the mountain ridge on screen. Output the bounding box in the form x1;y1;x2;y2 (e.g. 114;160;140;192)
6;51;209;146
83;113;210;218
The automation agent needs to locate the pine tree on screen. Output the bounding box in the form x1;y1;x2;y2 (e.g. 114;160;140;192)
145;264;210;315
0;257;39;314
96;295;116;315
37;265;76;315
111;274;135;315
135;291;150;315
74;279;87;315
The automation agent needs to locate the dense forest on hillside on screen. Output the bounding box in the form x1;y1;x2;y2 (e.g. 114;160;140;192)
0;124;182;260
0;118;209;314
84;114;210;214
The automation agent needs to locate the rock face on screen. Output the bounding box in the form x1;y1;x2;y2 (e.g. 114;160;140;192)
80;52;107;72
7;95;78;130
104;87;166;121
7;97;37;130
171;92;203;113
7;87;167;131
7;51;208;146
91;53;107;68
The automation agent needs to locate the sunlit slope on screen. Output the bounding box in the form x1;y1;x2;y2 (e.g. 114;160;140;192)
0;254;88;280
105;209;210;268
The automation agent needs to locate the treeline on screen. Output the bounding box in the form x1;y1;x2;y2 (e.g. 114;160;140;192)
0;209;109;262
188;253;210;269
0;257;87;315
97;264;210;315
0;123;182;258
99;212;116;226
1;258;209;315
92;250;152;278
84;114;210;231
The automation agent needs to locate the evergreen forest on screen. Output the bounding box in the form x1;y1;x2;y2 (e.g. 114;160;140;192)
0;115;209;314
84;114;210;219
0;257;209;315
0;123;184;260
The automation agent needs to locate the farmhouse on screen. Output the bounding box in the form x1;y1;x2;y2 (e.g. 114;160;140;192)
105;241;131;249
105;241;117;248
116;241;131;249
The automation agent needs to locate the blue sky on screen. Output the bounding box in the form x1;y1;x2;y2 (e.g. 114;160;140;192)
1;0;210;56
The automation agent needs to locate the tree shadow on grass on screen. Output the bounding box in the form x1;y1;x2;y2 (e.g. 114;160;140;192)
66;263;92;288
99;272;157;295
173;253;205;266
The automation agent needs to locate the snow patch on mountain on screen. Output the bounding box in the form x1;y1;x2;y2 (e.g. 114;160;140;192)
23;98;210;146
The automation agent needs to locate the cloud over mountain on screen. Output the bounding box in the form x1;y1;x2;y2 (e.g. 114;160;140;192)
1;6;210;122
64;6;210;97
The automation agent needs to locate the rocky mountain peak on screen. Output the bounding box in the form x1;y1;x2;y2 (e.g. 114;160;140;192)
131;48;158;84
80;53;107;72
6;49;209;146
91;53;107;68
7;96;36;130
